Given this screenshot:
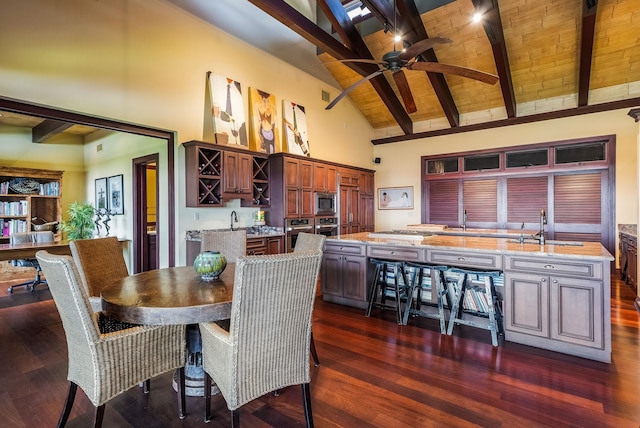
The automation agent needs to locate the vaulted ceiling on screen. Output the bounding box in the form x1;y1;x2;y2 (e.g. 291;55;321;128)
247;0;640;144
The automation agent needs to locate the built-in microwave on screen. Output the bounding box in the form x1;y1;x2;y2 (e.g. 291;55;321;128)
315;191;337;216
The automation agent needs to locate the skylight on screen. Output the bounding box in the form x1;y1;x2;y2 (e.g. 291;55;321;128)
344;1;371;20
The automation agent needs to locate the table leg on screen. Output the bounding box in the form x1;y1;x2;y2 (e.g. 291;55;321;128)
172;324;219;397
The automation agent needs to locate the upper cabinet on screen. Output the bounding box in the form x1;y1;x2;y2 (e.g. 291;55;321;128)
184;141;269;208
275;155;314;218
0;166;63;241
222;150;252;198
313;163;337;193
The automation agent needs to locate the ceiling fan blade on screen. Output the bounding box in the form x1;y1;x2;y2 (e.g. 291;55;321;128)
326;58;383;66
325;70;385;110
398;37;452;61
407;62;499;85
392;70;417;114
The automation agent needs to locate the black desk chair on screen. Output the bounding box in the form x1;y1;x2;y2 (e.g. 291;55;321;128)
7;231;54;293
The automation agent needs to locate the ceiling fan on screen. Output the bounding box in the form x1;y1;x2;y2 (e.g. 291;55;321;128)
325;35;500;112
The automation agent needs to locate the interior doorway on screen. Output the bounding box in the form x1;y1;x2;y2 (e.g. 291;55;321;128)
133;154;160;273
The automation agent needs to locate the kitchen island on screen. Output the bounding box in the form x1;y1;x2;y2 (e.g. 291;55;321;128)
322;231;614;363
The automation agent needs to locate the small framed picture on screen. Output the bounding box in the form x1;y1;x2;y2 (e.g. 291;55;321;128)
107;174;124;215
378;186;414;210
95;177;108;210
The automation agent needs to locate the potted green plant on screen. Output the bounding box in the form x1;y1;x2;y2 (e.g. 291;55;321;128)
59;201;96;240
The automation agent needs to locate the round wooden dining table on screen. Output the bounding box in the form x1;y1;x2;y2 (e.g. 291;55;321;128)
101;265;235;325
101;265;236;397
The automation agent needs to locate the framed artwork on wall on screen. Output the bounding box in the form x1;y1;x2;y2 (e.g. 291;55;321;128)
95;177;108;210
108;174;124;215
282;100;310;157
249;87;280;154
208;72;248;147
378;186;414;210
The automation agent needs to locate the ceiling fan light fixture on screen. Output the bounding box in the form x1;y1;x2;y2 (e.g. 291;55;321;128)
394;34;402;43
472;12;483;23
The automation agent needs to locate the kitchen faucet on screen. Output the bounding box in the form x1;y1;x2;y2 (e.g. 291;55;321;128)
461;209;468;231
533;209;547;245
230;210;238;231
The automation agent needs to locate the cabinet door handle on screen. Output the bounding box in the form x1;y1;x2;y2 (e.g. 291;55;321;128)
390;251;397;255
543;264;555;269
552;279;558;284
457;257;466;261
541;278;547;282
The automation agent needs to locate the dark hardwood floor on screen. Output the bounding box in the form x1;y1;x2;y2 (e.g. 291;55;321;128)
1;273;639;427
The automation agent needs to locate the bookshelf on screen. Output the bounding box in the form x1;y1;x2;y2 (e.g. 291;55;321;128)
0;166;63;242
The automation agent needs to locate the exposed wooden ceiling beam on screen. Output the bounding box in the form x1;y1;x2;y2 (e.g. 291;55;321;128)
366;0;461;128
250;0;413;134
372;96;640;144
472;0;516;118
578;0;598;107
32;119;73;143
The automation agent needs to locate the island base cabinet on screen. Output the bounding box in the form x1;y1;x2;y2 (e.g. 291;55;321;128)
321;243;367;309
503;273;550;339
504;271;609;362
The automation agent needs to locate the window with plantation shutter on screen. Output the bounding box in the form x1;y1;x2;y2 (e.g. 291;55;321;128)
428;180;458;223
507;176;548;223
463;179;497;222
421;136;614;253
554;173;601;224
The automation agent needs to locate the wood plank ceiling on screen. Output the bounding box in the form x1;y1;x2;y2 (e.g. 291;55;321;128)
250;0;640;144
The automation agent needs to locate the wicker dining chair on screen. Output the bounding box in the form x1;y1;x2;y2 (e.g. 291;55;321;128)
293;232;326;366
70;236;129;312
200;229;247;263
36;250;187;428
199;250;323;427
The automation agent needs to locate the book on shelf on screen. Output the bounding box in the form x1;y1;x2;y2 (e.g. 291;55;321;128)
1;219;27;237
0;200;28;216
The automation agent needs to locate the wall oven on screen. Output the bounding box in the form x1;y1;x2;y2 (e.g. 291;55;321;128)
315;216;338;237
285;218;314;252
315;192;337;216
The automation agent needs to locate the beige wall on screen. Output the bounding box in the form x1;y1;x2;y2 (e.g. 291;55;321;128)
373;109;638;263
0;0;375;265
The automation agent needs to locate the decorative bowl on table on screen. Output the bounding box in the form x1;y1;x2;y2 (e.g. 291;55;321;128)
194;251;227;281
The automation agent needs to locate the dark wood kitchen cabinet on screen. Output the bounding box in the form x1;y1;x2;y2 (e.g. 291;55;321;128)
313;162;337;193
221;150;251;199
270;154;314;218
620;231;637;293
184;141;269;208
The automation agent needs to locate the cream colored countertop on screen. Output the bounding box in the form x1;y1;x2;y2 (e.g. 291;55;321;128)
330;232;614;261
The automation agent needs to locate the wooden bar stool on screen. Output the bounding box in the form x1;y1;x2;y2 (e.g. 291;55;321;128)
446;268;504;346
366;258;411;325
402;263;449;333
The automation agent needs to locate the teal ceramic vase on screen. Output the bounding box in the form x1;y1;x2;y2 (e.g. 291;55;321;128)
194;251;227;281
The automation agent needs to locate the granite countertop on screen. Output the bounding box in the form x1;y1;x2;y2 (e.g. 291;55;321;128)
399;227;539;238
618;224;637;237
186;226;284;241
329;232;614;261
